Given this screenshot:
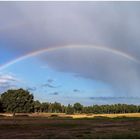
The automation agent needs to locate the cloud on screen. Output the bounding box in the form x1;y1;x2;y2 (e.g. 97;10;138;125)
41;46;140;97
41;78;61;89
26;87;37;91
1;2;140;60
50;92;59;96
1;2;140;98
0;75;17;83
0;73;19;93
73;89;80;92
93;89;112;94
41;83;60;88
89;96;140;100
89;96;140;105
47;79;54;83
42;83;56;88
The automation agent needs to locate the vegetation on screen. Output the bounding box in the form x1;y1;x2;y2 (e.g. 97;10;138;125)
1;88;34;117
66;104;74;114
0;116;140;138
0;88;140;139
32;100;140;115
0;88;140;115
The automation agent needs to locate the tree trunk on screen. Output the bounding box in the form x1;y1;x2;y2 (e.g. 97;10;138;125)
13;111;16;124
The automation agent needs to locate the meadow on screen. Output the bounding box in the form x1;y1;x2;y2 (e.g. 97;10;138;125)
0;113;140;139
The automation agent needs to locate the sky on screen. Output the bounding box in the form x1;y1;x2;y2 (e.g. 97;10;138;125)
0;1;140;105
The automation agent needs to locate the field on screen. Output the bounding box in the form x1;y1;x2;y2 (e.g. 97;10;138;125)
0;113;140;139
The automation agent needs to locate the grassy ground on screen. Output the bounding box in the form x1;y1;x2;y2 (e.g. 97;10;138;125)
1;112;140;118
0;115;140;138
70;113;140;118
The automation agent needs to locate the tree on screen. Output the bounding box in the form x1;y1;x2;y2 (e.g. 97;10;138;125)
40;102;49;112
61;105;67;113
33;100;41;112
1;88;34;117
73;102;83;113
66;104;74;114
51;102;62;113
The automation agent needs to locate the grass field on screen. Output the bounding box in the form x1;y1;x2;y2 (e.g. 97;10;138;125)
71;113;140;118
2;112;140;118
0;113;140;138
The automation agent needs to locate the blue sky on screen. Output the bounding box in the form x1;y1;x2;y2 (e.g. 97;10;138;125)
0;2;140;105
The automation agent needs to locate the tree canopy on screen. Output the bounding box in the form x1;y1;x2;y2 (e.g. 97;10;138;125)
1;88;34;113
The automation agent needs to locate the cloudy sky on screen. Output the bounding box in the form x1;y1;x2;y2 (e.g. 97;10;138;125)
0;1;140;105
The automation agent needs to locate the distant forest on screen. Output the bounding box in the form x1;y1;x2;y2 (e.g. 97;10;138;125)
0;88;140;115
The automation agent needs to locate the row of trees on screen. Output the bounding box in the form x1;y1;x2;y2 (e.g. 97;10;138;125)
0;88;140;115
34;102;140;114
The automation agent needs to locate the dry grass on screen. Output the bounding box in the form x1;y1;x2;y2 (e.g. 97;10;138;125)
1;112;140;119
70;113;140;118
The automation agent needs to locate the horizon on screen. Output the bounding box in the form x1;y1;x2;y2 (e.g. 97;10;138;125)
1;88;140;106
0;1;140;105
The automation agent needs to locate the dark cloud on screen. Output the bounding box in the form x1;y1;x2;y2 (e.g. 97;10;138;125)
1;2;140;60
26;87;36;91
47;79;54;83
50;92;59;96
41;83;60;88
73;89;80;92
1;2;140;97
41;46;140;97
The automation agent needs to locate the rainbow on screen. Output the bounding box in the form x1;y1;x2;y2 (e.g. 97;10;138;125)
0;45;139;71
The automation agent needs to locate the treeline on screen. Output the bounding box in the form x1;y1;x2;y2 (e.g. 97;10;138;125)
0;88;140;114
34;101;140;114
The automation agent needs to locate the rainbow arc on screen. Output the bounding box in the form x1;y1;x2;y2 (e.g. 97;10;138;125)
0;45;139;71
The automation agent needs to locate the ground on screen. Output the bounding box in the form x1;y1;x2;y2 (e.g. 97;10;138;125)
0;114;140;139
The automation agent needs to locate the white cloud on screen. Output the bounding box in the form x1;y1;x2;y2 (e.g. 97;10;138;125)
0;73;20;93
0;74;17;83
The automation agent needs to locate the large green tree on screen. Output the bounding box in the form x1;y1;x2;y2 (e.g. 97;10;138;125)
1;88;34;116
